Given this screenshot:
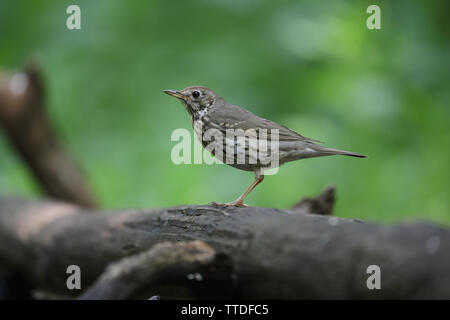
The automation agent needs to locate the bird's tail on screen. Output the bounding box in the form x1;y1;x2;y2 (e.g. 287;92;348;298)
314;145;367;158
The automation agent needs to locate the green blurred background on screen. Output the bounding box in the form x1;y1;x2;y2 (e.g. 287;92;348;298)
0;0;449;224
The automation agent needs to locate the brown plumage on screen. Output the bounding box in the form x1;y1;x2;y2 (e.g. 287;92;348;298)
165;86;366;207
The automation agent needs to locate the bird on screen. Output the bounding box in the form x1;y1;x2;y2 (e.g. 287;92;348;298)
164;86;366;207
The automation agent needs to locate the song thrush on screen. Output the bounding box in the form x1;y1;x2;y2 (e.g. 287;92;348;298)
164;86;366;207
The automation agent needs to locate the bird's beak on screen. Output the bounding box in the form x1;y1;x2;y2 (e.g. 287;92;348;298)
164;89;186;101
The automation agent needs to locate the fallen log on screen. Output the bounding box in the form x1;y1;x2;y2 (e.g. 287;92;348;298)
0;197;449;299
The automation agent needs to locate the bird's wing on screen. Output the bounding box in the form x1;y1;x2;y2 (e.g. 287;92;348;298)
208;104;323;143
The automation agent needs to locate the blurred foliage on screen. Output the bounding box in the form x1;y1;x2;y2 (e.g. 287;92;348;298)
0;0;449;224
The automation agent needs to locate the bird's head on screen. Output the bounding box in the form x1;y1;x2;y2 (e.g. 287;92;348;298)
164;86;218;119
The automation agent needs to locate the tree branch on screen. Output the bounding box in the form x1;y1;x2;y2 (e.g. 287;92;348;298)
0;63;96;208
0;196;449;299
291;185;336;215
79;241;233;300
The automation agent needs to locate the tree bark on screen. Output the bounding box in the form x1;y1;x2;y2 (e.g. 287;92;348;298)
0;197;448;299
78;241;233;300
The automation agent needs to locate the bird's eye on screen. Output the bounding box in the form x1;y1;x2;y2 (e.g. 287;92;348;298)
192;90;200;98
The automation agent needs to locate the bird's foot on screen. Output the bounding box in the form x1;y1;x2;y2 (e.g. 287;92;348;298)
210;201;248;208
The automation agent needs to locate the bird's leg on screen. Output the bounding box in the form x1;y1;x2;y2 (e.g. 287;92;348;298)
211;170;264;207
231;174;264;207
